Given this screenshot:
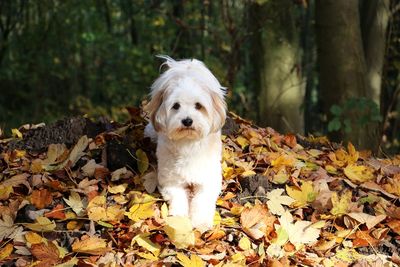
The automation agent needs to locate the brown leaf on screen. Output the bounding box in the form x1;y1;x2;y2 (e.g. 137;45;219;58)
31;189;53;209
31;242;60;265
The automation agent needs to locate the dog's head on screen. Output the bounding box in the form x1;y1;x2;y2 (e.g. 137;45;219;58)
145;56;226;140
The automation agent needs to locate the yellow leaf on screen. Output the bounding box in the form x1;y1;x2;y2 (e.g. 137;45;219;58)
221;217;237;227
25;216;56;232
11;128;22;138
71;236;110;255
344;164;374;183
160;203;169;219
347;143;359;163
125;202;154;222
163;216;195;249
137;252;158;260
87;195;124;222
176;252;205;267
0;185;13;200
330;191;352;216
136;149;149;174
0;243;13;260
286;181;317;207
25;232;44;244
241;170;256;177
231;252;246;264
213;211;221;226
132;233;160;257
238;236;251;250
271;154;295;169
235;136;249;149
108;183;128;194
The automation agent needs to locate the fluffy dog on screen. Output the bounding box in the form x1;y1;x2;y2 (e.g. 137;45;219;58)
144;56;226;230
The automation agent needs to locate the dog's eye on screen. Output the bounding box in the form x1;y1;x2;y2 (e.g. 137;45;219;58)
195;102;203;110
172;103;180;110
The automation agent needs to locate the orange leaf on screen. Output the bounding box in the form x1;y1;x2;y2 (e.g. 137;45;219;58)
31;189;53;209
45;204;66;220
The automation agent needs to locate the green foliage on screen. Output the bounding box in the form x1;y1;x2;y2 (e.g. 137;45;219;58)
0;0;247;130
328;97;382;133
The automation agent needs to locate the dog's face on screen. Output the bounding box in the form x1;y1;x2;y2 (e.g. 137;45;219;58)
146;57;226;141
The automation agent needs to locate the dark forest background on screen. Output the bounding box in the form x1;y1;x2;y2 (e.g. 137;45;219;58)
0;0;399;155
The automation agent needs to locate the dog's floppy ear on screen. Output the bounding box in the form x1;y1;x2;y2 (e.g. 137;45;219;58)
144;89;166;132
210;90;227;133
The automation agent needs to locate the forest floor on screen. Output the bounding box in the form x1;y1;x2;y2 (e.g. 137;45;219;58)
0;107;399;267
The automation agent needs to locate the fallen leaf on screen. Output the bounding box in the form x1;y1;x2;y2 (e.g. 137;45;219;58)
266;188;295;216
0;215;17;241
344;164;375;184
330;191;352;216
45;204;66;220
0;243;13;260
286;181;317;207
163;216;195;249
278;211;320;246
72;236;111;255
176;252;205;267
31;242;60;265
25;232;44;245
31;188;53;209
132;233;160;257
59;135;89;169
238;236;251;250
136;149;149;174
64;191;84;216
25;216;56;232
347;213;386;230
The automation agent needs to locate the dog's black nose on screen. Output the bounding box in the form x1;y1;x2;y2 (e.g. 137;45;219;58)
181;118;193;127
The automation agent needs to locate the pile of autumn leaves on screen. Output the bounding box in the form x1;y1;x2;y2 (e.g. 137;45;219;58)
0;114;400;266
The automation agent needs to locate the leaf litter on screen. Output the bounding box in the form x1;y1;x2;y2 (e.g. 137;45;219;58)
0;109;399;266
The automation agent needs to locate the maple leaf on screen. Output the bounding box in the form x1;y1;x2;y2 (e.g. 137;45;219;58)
278;211;321;247
163;216;195;249
87;195;125;222
125;201;155;222
64;191;84;216
343;164;375;184
286;181;317;207
240;203;275;240
266;188;295;215
0;215;18;241
31;188;53;209
330;191;352;216
176;252;205;267
72;235;111;255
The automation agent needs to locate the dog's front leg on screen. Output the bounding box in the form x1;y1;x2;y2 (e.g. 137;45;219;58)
159;185;189;217
190;186;219;230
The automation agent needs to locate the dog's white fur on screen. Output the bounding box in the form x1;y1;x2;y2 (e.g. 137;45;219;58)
144;56;226;230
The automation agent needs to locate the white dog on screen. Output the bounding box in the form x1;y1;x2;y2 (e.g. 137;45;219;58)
144;55;226;230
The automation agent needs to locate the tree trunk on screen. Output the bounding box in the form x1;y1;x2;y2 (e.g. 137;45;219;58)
251;0;304;134
315;0;378;151
361;0;390;105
